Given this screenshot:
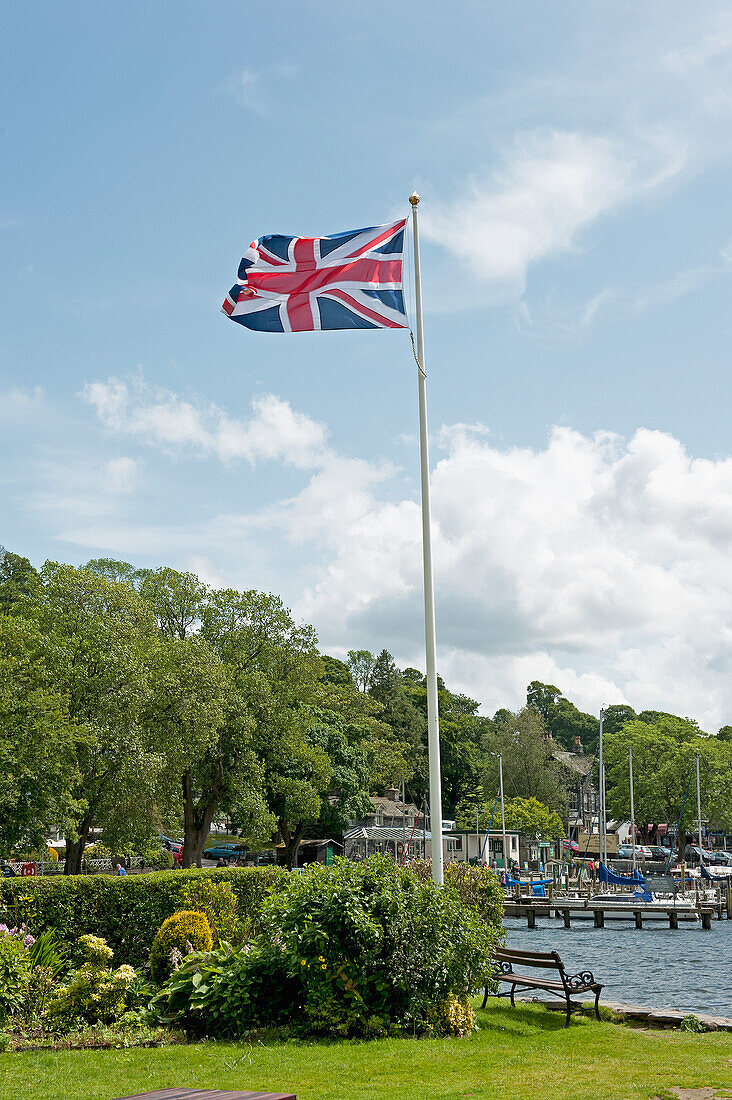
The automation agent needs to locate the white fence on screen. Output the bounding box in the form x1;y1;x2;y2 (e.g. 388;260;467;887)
3;855;145;876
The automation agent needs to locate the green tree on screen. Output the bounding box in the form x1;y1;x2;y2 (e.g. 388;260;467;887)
367;650;426;798
17;563;165;873
200;585;321;868
500;796;564;839
479;706;568;818
604;716;732;852
84;558;141;587
601;704;636;737
526;681;599;752
0;615;80;852
137;566;208;640
347;649;376;693
0;547;40;612
400;669;485;814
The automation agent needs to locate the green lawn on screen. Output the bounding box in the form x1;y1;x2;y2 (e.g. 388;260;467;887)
3;1000;731;1100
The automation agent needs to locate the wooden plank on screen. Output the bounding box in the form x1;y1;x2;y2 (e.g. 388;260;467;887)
110;1090;296;1100
496;951;560;970
495;974;566;990
497;946;557;961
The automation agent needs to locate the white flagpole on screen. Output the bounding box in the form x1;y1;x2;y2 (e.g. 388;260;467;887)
409;191;444;886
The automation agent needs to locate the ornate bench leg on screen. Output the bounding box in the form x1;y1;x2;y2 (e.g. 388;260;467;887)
564;995;572;1028
510;983;516;1007
481;986;489;1009
594;988;601;1020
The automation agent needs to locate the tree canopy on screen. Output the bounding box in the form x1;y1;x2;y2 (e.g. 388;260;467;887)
3;545;732;864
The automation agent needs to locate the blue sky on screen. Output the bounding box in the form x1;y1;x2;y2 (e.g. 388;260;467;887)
2;3;732;727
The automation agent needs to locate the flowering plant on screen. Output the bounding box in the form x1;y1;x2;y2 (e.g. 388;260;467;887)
0;923;36;948
45;935;137;1030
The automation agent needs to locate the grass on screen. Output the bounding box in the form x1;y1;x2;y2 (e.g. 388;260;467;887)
3;1000;731;1100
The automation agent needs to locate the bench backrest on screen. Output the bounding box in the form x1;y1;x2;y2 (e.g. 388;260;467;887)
495;946;564;972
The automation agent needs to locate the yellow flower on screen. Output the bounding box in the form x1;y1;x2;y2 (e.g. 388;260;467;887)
301;959;307;966
318;956;325;962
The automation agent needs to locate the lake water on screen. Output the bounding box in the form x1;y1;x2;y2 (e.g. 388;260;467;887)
504;917;732;1016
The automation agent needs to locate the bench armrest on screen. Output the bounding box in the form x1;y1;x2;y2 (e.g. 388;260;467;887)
566;970;596;989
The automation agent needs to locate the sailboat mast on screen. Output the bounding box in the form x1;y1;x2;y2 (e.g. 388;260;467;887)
598;708;605;863
695;754;703;868
629;745;636;873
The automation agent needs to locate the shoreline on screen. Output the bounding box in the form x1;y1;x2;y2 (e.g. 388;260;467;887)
524;997;732;1031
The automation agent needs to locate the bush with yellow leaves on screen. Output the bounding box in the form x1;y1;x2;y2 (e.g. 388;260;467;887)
44;934;136;1030
149;910;212;985
426;993;475;1037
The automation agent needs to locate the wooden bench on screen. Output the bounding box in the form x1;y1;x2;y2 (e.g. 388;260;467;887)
481;946;603;1027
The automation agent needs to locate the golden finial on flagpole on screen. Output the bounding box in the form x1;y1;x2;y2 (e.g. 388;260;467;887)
409;191;420;205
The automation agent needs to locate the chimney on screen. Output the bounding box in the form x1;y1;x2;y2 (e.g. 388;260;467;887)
384;785;399;801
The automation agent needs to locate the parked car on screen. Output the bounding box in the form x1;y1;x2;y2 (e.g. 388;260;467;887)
684;844;714;864
202;843;247;862
167;842;183;867
647;845;672;861
251;851;277;866
709;849;732;866
618;844;653;860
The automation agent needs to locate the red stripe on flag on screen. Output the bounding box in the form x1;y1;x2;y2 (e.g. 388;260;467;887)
324;288;406;328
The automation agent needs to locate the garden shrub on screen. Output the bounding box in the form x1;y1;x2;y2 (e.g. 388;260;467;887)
178;878;243;946
153;942;298;1037
149;910;213;985
409;860;505;926
44;934;136;1030
0;931;31;1022
264;856;498;1036
0;925;69;1028
0;866;290;965
425;993;475;1037
155;856;500;1039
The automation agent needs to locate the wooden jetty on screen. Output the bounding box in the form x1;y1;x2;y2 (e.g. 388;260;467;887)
504;896;725;930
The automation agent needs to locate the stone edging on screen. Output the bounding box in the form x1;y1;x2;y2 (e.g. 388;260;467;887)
530;997;732;1031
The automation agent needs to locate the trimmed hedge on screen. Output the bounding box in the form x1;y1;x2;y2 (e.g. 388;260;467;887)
0;866;290;965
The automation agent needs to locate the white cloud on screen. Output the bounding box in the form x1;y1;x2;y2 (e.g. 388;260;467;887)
513;259;732;342
223;64;296;116
103;456;139;495
420;129;685;304
182;556;227;589
268;418;732;730
228;69;267;115
0;386;44;424
83;376;329;469
60;396;732;730
33;454;141;520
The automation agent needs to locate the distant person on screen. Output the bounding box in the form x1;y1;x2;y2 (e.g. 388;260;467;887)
216;858;227;867
115;862;126;876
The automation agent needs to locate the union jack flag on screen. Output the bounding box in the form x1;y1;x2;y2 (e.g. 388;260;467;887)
222;219;408;332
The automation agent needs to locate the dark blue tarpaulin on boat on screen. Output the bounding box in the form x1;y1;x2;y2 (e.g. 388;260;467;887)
598;862;645;886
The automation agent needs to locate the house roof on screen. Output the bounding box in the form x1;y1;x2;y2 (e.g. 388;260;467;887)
369;796;421;817
552;749;595;776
